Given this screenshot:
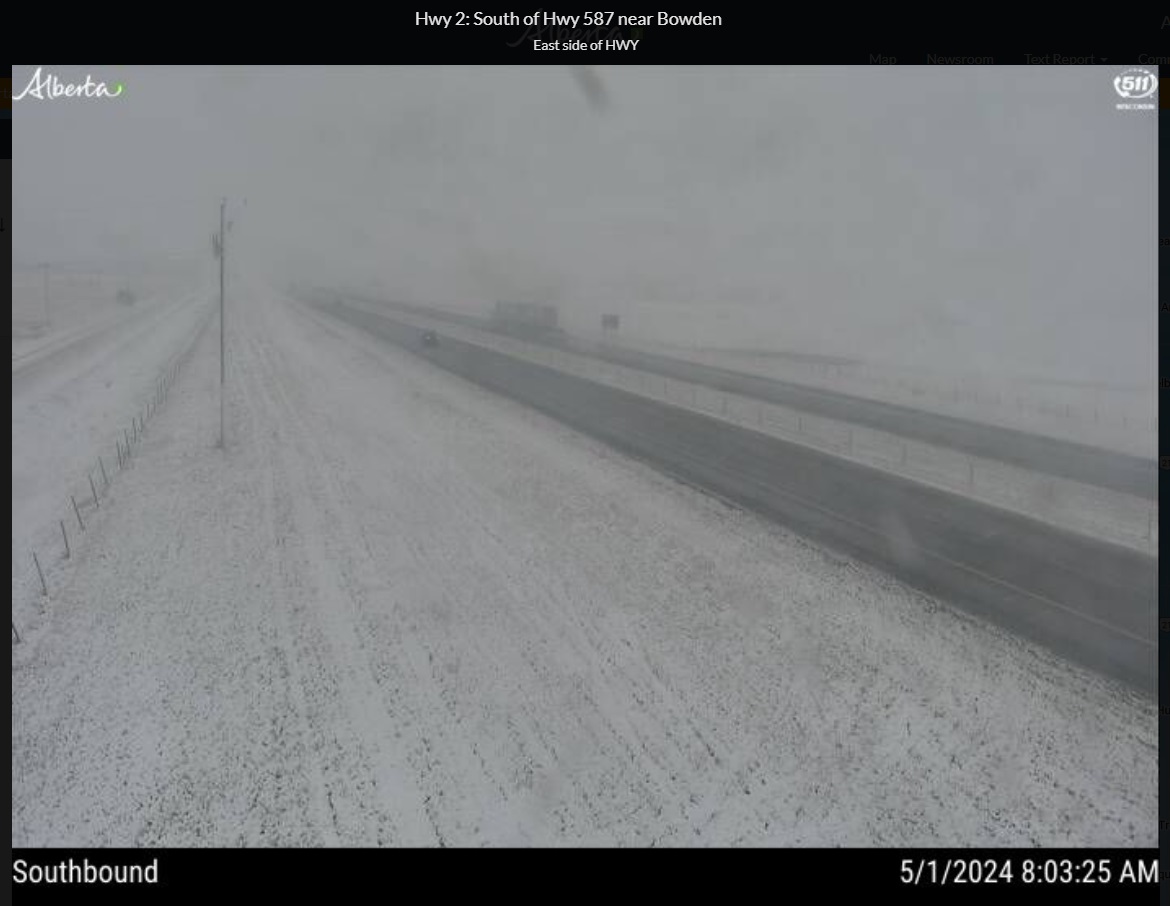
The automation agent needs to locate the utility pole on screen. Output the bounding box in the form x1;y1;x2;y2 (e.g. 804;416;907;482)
219;198;226;449
41;262;50;328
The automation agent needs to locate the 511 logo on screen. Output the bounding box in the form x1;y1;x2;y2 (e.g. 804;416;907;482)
1114;68;1157;110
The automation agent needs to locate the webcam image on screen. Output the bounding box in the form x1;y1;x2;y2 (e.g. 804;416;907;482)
11;65;1156;848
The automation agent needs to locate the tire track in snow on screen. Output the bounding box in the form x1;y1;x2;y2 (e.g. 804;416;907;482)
232;292;439;846
273;292;743;843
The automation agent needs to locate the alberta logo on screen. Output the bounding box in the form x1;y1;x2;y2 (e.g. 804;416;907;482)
13;67;124;101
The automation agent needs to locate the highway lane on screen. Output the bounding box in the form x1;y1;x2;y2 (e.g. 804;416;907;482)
319;297;1156;695
12;291;197;390
341;293;1156;500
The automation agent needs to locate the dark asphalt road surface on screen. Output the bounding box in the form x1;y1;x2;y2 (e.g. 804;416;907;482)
342;293;1156;500
320;298;1157;695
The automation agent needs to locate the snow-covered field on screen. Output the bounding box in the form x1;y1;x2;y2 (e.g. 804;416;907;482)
12;276;1155;847
11;277;215;638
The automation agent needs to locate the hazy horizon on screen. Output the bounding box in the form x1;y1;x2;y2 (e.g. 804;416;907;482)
13;64;1156;384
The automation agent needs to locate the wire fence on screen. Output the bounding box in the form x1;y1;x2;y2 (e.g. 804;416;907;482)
13;305;215;644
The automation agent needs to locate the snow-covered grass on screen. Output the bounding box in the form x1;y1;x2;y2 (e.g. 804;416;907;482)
12;277;1155;847
338;300;1156;554
11;279;216;642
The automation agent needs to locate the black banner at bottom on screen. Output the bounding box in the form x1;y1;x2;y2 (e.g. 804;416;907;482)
9;848;1160;901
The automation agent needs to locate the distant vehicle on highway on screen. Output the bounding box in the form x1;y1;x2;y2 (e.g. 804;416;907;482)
420;329;439;348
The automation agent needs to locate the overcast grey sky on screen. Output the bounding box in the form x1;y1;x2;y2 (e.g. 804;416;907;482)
12;65;1156;384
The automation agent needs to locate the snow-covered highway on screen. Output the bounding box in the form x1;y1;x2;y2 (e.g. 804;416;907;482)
11;279;1157;847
